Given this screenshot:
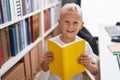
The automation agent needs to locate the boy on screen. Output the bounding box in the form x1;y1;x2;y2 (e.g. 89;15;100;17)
41;3;99;80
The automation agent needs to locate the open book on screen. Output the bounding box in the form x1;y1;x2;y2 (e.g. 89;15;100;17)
48;39;85;80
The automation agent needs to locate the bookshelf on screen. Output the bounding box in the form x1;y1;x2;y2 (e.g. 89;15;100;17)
0;0;61;80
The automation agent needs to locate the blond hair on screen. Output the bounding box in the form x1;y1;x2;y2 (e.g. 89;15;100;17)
59;3;83;20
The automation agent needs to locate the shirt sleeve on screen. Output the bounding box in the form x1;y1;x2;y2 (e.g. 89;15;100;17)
85;41;98;63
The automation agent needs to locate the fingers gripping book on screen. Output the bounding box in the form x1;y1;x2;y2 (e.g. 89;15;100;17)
48;39;85;80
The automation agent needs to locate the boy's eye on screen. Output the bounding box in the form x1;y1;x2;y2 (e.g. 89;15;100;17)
65;21;69;23
73;22;78;25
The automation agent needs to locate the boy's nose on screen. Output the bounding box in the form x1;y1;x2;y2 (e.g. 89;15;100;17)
69;23;74;28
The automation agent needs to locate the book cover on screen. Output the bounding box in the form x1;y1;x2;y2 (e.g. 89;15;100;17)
108;45;120;55
9;26;18;56
48;39;85;80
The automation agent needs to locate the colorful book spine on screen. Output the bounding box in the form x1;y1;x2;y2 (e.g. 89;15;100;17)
0;1;3;24
28;17;32;43
0;29;9;63
26;0;33;13
50;7;54;28
0;0;8;23
6;0;11;21
30;16;36;42
25;18;31;45
9;26;18;56
22;0;33;15
15;23;20;52
44;9;50;32
9;0;15;20
5;27;12;59
35;13;41;38
22;19;27;47
33;0;41;11
17;21;25;51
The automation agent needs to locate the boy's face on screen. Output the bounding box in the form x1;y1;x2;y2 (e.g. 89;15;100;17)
58;12;83;39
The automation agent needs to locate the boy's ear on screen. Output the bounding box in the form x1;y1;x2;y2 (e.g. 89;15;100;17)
81;22;84;27
58;19;61;26
80;22;84;29
58;19;61;24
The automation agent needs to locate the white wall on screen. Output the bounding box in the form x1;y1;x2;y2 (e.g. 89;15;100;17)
81;0;120;36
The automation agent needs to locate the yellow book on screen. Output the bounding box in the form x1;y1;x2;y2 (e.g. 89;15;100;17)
48;39;85;80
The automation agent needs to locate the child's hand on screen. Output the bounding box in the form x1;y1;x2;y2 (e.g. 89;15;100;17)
41;51;54;71
77;54;91;67
43;51;54;64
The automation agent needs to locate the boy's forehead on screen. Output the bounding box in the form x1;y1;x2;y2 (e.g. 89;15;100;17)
61;12;81;19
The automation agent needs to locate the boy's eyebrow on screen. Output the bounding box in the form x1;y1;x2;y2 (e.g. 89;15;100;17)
74;21;78;23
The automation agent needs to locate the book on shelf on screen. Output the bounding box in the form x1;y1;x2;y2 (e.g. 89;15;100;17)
0;29;9;63
6;0;12;21
32;0;41;11
35;13;41;38
18;21;25;51
30;14;40;42
22;19;27;47
49;6;55;28
54;4;60;24
0;0;8;23
36;0;41;10
15;23;20;52
0;2;3;24
108;45;120;55
5;27;12;59
9;25;18;56
30;15;36;42
9;0;15;20
22;0;33;15
25;18;31;45
44;9;50;32
48;39;85;80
